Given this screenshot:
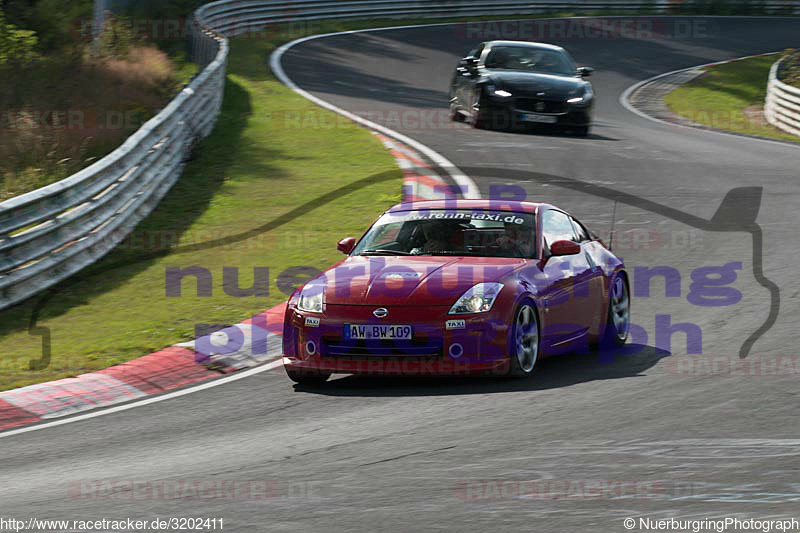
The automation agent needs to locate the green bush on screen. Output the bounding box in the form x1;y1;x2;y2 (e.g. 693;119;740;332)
95;14;135;58
0;2;188;199
2;0;92;52
780;49;800;89
110;1;208;63
0;9;39;64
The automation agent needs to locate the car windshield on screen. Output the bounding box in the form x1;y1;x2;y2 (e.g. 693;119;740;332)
484;46;576;76
352;210;536;258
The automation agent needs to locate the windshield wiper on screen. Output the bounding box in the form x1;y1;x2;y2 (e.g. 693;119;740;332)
359;249;412;256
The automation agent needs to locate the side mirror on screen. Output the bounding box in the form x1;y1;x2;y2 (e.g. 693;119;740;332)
337;237;356;254
464;56;478;71
577;66;594;77
550;240;581;256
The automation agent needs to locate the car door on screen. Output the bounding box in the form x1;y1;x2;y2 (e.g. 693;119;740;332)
570;214;606;336
538;209;591;346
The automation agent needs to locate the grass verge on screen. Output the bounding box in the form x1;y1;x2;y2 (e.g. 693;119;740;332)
0;35;401;391
664;54;800;143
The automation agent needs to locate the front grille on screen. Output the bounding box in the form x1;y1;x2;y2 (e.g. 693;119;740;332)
321;333;443;358
320;354;443;362
515;98;566;114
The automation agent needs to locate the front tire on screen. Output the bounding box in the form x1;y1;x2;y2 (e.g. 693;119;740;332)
469;108;486;129
470;92;488;129
508;302;540;378
449;100;464;122
599;274;630;347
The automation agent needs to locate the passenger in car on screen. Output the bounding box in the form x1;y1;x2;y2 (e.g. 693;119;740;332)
419;221;451;253
496;222;532;256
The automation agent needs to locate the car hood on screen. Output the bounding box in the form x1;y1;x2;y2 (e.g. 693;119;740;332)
485;70;585;98
313;256;526;306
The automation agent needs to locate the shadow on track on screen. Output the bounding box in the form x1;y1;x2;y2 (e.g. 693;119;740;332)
476;123;622;141
291;344;670;396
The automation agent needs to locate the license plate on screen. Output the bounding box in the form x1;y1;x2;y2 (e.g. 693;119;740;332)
344;324;413;340
520;113;557;124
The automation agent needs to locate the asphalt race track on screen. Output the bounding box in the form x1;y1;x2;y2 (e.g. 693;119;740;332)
2;17;800;532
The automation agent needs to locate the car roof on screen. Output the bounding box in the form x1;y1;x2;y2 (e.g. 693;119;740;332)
386;199;555;214
484;40;566;52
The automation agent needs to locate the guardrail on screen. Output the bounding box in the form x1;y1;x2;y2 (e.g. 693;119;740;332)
2;1;800;311
196;0;800;34
765;58;800;137
0;21;226;310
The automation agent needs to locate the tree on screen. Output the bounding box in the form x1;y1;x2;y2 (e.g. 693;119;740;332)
0;8;39;65
1;0;92;52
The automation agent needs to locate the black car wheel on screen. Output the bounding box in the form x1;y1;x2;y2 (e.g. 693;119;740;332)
469;92;488;129
508;301;540;378
573;125;590;137
598;273;630;348
449;100;464;122
469;108;486;129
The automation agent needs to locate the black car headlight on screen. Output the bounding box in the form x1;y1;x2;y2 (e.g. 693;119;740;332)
567;86;593;105
485;84;512;98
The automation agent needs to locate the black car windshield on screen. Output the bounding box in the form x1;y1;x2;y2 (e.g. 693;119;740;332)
352;210;536;258
484;46;576;76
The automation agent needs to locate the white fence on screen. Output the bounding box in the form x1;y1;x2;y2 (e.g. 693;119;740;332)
2;0;800;310
765;57;800;136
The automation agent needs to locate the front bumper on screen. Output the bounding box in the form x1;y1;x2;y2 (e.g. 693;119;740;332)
480;96;592;129
283;304;511;376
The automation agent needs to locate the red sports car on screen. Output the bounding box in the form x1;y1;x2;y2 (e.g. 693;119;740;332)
282;200;629;384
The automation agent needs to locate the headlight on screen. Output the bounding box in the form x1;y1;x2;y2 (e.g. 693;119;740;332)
297;286;325;313
485;84;512;98
567;86;593;104
449;283;504;314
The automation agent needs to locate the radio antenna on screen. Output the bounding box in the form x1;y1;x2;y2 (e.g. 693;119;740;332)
608;200;618;252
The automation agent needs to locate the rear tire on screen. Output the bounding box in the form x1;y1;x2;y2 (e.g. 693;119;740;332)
286;368;330;385
508;302;540;378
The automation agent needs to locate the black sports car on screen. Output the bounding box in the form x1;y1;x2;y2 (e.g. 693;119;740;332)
449;40;595;135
